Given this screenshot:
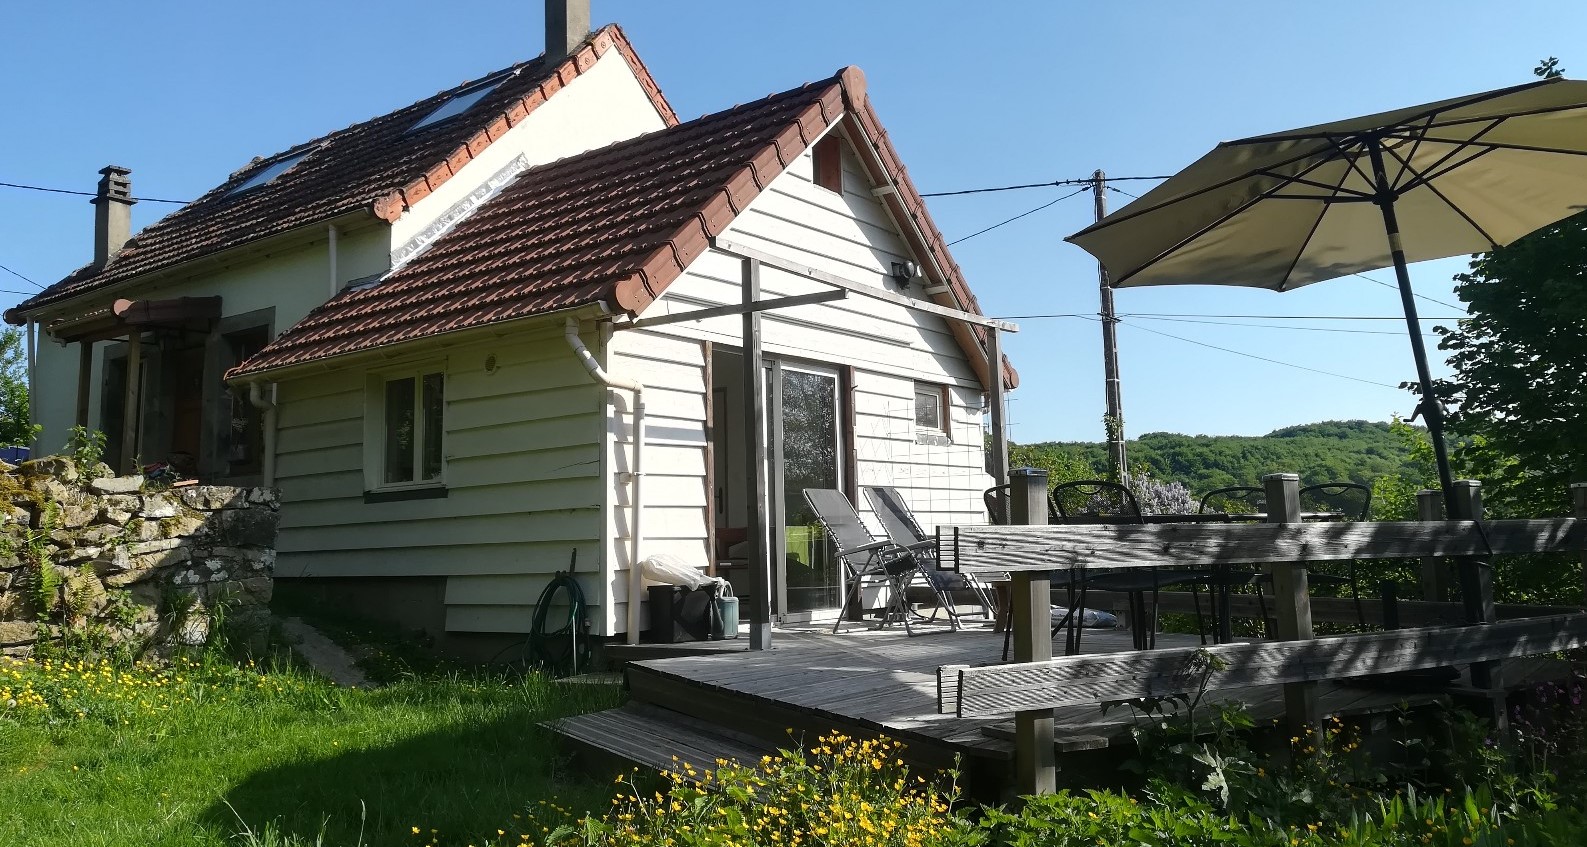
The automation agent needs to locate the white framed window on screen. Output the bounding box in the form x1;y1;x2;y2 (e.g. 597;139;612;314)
366;364;446;493
914;383;949;443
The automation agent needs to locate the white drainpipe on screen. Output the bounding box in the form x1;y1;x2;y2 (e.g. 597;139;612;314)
564;317;646;644
24;319;36;450
247;380;279;487
327;224;340;299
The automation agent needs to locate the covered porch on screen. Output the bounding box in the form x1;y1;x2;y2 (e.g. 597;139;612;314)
44;296;270;483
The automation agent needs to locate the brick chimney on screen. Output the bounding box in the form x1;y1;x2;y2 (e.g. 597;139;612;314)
91;165;136;270
545;0;590;64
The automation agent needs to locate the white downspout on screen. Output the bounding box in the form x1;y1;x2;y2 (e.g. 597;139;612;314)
327;224;340;299
24;319;36;451
564;317;646;645
247;380;279;487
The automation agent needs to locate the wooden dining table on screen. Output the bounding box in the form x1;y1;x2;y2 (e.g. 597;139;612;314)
1047;510;1349;648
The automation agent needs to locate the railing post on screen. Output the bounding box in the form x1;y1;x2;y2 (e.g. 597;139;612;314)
1450;479;1505;728
1264;472;1318;738
1573;483;1587;607
1008;466;1054;795
1417;489;1449;602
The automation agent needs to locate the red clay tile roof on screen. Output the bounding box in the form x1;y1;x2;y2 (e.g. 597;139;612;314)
229;66;1015;390
5;25;673;324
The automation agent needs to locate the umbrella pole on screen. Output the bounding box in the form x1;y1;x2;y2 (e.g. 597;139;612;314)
1367;141;1457;506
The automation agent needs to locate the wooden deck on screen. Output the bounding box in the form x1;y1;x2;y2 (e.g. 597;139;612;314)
548;620;1579;796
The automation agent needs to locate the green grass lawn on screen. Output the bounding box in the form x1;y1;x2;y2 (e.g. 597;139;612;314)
0;654;621;846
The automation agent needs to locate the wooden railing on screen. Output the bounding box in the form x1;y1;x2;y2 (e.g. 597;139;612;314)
936;472;1587;794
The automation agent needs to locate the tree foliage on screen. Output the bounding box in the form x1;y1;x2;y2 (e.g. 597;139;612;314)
1010;420;1422;499
1433;56;1587;517
0;327;30;447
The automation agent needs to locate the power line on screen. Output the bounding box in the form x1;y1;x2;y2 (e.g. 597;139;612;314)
1128;314;1438;337
947;186;1089;246
922;174;1171;198
0;180;191;205
1119;319;1400;389
0;262;42;290
1120;312;1463;321
1351;271;1464;310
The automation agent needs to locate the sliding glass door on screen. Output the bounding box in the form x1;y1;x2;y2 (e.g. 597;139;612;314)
768;362;843;617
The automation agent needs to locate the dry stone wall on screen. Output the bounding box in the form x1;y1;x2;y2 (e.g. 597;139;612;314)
0;456;279;656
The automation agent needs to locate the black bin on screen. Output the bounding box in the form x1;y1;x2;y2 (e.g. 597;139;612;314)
647;585;714;643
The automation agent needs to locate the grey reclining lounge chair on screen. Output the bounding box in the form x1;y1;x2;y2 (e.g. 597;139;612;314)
803;488;954;635
862;485;998;627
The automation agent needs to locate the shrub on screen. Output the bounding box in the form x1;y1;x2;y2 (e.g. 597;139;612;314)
517;733;976;847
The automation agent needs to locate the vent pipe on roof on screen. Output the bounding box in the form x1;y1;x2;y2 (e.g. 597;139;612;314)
91;165;136;271
544;0;589;64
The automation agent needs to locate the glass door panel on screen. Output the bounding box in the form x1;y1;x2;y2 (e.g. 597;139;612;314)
777;366;841;614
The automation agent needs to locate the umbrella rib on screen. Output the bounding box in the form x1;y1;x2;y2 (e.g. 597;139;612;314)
1412;99;1587;132
1389;114;1440;191
1383;135;1587;159
1068;142;1335;239
1256;171;1373;198
1389;144;1499;196
1222;78;1559;146
1104;153;1345;285
1276;184;1341;292
1324;136;1379;196
1379;142;1503;249
1380;117;1506;195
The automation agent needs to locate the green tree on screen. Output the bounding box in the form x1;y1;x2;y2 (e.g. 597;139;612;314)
1436;57;1586;517
0;327;30;447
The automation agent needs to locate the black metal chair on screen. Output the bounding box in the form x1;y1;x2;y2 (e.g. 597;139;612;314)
803;488;952;636
983;484;1010;525
1197;485;1270;640
862;485;998;627
1197;485;1264;516
1300;482;1374;627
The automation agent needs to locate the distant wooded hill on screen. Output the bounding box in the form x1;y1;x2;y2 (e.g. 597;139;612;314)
1011;420;1420;495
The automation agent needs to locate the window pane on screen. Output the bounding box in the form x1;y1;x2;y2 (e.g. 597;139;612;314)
421;372;445;481
384;377;416;484
915;390;941;429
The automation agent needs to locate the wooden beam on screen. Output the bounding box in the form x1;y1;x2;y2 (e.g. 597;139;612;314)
1007;467;1054;796
741;258;772;651
1417;489;1448;601
1451;481;1503;708
1264;473;1317;736
938;612;1587;718
711;238;1018;332
938;518;1587;574
75;342;93;430
620;290;848;330
1576;483;1587;607
702;340;716;579
987;326;1008;486
1077;589;1582;628
121;330;142;475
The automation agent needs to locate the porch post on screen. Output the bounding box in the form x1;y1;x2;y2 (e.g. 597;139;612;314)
742;257;772;651
1009;466;1054;795
1417;489;1448;601
121;330;142;475
987;327;1008;485
1265;472;1319;738
76;341;94;430
1574;483;1587;607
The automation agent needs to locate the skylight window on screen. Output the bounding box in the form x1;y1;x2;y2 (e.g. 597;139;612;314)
228;151;309;195
408;78;505;132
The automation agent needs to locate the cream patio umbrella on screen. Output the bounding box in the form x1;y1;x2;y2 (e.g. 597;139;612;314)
1066;76;1587;505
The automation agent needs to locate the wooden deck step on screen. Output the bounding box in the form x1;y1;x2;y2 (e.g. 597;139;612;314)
547;703;778;781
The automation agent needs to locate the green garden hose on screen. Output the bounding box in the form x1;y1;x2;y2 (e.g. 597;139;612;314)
526;569;591;676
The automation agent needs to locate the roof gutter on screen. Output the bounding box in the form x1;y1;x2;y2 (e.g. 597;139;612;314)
8;209;374;327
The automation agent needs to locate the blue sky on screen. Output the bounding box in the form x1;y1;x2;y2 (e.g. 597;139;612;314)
0;1;1576;443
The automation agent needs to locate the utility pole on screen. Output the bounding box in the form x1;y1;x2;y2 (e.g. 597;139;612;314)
1094;169;1127;482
